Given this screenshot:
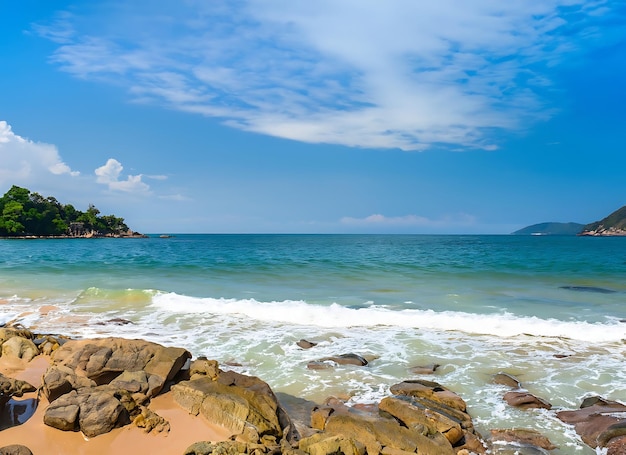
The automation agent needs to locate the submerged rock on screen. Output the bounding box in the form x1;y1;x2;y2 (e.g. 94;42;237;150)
557;396;626;452
490;428;557;451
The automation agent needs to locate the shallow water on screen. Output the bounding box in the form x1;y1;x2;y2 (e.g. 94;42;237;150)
1;234;625;452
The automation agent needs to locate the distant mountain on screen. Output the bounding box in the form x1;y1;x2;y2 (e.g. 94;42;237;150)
512;222;585;236
579;205;626;236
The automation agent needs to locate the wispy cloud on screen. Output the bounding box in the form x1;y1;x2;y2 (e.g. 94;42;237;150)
95;158;150;193
34;1;623;150
341;213;477;228
0;120;79;188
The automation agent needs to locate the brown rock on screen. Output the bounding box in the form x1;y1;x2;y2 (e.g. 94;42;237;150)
50;338;191;396
41;365;96;402
1;337;38;361
0;373;36;407
606;435;626;455
297;339;318;349
189;358;219;380
0;445;34;455
298;433;366;455
503;391;551;410
172;370;286;443
390;379;467;412
557;397;626;449
322;412;456;455
490;428;557;450
317;353;368;366
408;364;439;375
43;385;133;437
379;396;464;444
492;372;522;389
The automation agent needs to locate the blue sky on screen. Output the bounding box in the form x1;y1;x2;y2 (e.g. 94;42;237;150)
1;1;625;234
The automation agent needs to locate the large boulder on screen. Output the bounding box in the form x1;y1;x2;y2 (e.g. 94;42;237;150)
50;337;191;396
378;396;464;445
43;387;129;436
172;369;288;444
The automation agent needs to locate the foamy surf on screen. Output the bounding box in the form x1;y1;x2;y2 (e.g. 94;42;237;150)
150;292;626;343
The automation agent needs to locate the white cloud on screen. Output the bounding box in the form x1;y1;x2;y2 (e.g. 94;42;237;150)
0;120;79;188
95;158;150;193
34;1;623;150
341;213;477;228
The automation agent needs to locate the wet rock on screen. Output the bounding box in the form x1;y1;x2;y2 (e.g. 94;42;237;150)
0;373;36;407
297;339;318;349
390;379;467;412
317;353;368;367
503;391;552;410
490;428;557;451
557;396;626;450
306;361;334;370
493;372;522;389
605;435;626;455
408;364;440;375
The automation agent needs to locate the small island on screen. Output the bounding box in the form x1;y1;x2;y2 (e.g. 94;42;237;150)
0;185;144;238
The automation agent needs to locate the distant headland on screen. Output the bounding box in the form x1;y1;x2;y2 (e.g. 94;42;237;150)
0;185;145;238
513;205;626;236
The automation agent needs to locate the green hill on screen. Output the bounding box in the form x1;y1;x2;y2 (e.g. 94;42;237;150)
580;205;626;236
512;222;585;236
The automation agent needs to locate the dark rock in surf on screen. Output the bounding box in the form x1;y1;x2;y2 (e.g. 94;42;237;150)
296;339;318;349
408;363;440;375
490;428;557;451
493;372;522;389
560;285;616;294
316;353;368;367
557;396;626;451
503;391;552;410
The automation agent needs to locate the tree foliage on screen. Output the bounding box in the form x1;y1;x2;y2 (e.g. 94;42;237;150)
0;185;130;237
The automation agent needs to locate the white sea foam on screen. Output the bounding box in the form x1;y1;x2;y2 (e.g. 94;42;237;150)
150;292;626;343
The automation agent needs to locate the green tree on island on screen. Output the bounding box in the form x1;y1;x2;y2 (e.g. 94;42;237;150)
0;185;131;237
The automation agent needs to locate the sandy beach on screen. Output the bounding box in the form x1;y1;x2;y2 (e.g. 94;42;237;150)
0;355;232;454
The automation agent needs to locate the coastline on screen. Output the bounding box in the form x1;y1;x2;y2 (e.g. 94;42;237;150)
1;325;625;454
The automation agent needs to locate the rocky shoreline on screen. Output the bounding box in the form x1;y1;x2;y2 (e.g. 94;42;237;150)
1;325;625;455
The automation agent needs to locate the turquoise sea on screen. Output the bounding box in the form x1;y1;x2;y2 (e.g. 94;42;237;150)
1;234;625;452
